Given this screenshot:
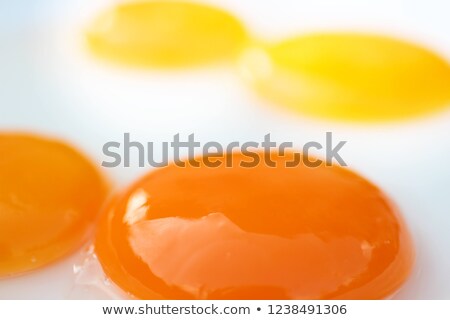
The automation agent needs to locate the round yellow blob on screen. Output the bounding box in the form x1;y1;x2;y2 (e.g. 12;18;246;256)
240;33;450;121
86;1;248;67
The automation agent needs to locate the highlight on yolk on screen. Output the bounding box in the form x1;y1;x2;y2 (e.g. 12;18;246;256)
85;1;248;67
239;33;450;121
95;151;414;299
0;133;109;277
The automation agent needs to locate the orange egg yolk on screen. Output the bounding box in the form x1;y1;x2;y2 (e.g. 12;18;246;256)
86;1;248;67
240;33;450;121
0;133;108;277
95;151;413;299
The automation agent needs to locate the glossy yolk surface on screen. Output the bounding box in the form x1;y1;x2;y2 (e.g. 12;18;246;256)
95;151;414;299
86;1;248;67
0;134;108;277
240;33;450;121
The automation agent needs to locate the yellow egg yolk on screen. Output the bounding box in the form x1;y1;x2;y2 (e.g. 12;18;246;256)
240;33;450;121
86;1;248;67
0;133;108;277
95;151;414;299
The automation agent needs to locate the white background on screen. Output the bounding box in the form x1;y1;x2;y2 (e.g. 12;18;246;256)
0;0;449;299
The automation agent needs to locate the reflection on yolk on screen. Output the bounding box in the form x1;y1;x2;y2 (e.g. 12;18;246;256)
0;133;108;277
86;1;248;67
240;33;450;121
95;151;414;299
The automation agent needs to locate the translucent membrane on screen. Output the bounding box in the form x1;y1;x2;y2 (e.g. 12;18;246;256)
0;133;108;277
95;151;414;299
240;33;450;121
86;1;248;67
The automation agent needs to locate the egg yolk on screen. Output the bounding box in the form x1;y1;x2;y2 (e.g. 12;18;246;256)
95;151;413;299
0;134;108;277
86;1;248;67
240;33;450;121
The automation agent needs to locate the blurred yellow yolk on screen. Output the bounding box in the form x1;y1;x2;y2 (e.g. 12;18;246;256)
86;1;248;67
0;134;108;277
95;151;414;299
240;33;450;121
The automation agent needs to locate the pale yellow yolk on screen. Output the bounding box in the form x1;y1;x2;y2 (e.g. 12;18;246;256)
240;33;450;121
86;1;248;67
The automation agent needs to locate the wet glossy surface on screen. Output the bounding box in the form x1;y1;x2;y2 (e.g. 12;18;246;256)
240;33;450;121
0;134;108;277
95;151;414;299
86;1;248;67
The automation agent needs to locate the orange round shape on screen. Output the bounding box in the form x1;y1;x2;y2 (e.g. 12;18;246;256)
0;133;109;277
96;151;413;299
